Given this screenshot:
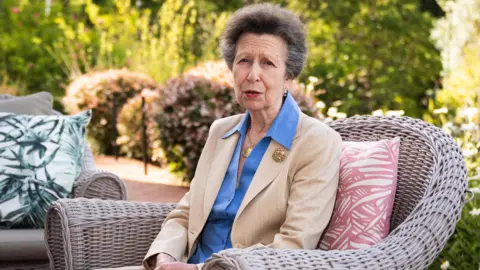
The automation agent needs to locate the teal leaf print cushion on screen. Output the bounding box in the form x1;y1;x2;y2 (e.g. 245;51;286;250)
0;110;91;228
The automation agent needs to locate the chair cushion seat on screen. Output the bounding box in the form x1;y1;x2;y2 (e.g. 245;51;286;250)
0;229;48;261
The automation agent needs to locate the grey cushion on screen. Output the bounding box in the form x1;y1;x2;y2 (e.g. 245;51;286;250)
0;229;48;261
0;92;53;115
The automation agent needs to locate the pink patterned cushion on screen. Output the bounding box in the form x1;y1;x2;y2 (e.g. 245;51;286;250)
319;137;401;250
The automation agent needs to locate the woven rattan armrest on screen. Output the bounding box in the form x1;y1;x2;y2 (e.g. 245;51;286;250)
71;168;127;200
45;198;176;270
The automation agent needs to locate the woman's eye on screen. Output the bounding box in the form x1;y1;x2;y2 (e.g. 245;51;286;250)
264;60;275;66
238;58;249;63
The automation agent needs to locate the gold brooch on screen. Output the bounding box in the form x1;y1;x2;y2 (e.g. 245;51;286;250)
272;148;286;162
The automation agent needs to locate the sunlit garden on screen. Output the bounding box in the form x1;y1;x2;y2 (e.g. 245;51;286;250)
1;0;479;269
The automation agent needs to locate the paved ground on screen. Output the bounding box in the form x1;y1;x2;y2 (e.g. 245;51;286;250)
94;156;189;203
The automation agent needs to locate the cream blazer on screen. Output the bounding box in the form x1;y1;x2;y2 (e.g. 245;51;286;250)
143;112;342;269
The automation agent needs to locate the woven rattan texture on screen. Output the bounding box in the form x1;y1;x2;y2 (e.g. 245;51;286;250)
45;199;176;270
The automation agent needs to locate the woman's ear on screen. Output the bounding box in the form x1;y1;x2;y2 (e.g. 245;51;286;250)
285;78;293;90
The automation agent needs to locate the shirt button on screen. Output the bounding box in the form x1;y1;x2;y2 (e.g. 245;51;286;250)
190;231;195;236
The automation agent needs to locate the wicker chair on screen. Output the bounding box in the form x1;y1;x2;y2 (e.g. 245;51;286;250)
0;94;128;270
44;116;468;270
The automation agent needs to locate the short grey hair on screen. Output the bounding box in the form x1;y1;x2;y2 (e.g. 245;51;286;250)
220;3;307;79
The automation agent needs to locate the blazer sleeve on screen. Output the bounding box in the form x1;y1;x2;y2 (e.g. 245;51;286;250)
262;127;342;250
142;120;220;269
142;191;191;268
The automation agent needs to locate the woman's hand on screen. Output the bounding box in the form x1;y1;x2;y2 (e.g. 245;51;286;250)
155;262;197;270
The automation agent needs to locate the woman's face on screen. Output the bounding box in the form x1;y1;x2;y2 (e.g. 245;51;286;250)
232;33;292;114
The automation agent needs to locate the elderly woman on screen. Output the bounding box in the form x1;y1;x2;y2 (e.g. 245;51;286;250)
102;3;342;270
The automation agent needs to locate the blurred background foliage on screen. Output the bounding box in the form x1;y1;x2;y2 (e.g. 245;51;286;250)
284;0;442;118
0;0;478;268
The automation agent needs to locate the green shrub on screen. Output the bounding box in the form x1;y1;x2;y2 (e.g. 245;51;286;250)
157;60;318;182
63;69;158;155
280;0;442;118
0;0;68;102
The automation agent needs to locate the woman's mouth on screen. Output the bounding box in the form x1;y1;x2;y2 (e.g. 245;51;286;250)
244;90;261;98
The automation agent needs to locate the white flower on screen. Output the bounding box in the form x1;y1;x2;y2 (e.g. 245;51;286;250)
462;149;475;157
327;107;338;117
372;110;384;116
469;187;480;194
316;101;326;109
463;107;479;119
308;76;319;83
433;107;449;114
335;112;347;119
443;122;454;130
461;123;476;131
469;208;480;216
386;110;405;116
332;100;343;107
440;260;450;270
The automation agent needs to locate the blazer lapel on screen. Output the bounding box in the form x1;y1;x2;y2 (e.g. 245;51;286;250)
235;140;289;220
202;133;239;221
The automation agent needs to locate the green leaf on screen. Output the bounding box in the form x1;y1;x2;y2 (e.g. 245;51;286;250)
26;143;47;158
34;147;60;168
3;206;29;224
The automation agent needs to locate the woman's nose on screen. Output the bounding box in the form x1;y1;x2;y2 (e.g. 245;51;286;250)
247;62;261;82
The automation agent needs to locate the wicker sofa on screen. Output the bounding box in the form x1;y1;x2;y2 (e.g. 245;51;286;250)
0;94;127;270
45;116;468;270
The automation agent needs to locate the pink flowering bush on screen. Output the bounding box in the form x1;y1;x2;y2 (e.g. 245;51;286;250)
63;69;158;154
157;60;318;181
117;91;165;165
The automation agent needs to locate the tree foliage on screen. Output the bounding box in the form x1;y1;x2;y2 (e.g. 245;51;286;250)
2;0;443;118
276;0;442;117
0;0;68;100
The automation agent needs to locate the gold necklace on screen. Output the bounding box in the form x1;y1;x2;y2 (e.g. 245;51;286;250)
242;125;268;159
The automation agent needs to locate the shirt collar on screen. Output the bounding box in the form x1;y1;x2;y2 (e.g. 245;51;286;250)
222;112;250;139
265;92;300;150
222;92;300;150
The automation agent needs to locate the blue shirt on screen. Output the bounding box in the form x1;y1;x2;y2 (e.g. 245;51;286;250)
188;92;300;264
